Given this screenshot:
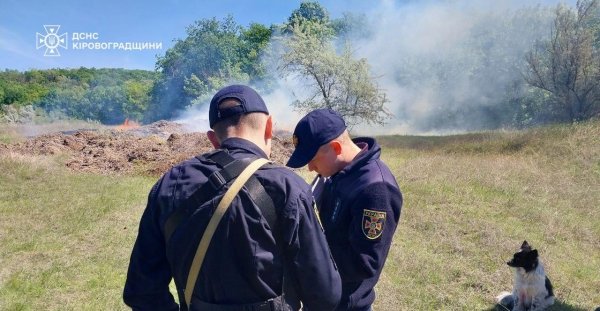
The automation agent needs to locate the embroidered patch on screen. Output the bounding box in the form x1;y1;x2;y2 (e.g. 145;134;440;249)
362;209;386;239
292;135;299;147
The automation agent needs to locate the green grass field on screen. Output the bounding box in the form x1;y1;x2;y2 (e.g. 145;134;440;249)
0;121;598;310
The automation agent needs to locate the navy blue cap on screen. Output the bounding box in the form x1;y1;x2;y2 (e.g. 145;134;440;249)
286;108;347;168
209;85;269;128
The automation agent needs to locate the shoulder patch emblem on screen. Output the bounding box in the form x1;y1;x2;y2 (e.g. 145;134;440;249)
362;209;386;239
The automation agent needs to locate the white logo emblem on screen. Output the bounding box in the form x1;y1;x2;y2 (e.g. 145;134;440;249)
36;25;68;56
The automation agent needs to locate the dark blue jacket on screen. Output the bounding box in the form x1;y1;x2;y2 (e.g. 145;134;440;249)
313;137;402;311
124;138;341;311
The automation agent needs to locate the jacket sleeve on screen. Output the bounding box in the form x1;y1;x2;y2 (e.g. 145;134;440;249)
336;182;401;282
123;180;179;311
284;190;342;311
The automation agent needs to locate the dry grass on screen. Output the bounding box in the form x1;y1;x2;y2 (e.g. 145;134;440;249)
373;121;599;310
0;152;154;311
0;120;598;310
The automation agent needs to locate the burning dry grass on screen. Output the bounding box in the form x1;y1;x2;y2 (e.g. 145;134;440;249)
115;118;141;130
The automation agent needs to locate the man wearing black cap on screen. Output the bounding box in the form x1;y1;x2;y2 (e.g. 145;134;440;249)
124;85;341;311
287;108;402;311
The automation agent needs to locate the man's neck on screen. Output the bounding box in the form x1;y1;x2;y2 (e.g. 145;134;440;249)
227;134;270;158
338;141;362;170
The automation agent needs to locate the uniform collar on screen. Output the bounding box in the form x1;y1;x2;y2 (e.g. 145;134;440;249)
220;137;268;159
332;137;380;180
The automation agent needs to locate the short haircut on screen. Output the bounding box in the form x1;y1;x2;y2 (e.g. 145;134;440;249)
212;98;267;141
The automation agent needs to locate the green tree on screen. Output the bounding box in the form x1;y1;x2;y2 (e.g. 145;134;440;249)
288;1;330;25
124;79;152;120
86;85;127;124
38;85;89;120
277;2;389;126
147;16;270;122
1;81;27;105
240;23;272;81
0;68;157;123
279;25;390;126
525;0;600;122
284;1;333;39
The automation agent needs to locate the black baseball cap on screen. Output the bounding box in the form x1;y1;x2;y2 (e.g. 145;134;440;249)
286;108;347;168
208;85;269;128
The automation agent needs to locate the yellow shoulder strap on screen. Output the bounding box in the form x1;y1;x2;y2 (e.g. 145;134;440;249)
184;157;270;307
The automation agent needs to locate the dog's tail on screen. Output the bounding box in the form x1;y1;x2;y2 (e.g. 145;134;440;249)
495;291;514;310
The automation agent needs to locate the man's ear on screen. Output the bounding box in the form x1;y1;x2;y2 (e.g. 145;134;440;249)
330;140;342;155
265;115;273;140
207;130;220;148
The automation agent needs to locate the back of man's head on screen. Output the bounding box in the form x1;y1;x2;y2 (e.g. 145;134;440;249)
212;99;268;141
207;85;272;154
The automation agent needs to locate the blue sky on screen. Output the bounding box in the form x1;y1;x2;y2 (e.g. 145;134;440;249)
0;0;372;71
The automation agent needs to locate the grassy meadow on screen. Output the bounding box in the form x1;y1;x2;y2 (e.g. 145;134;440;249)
0;120;598;310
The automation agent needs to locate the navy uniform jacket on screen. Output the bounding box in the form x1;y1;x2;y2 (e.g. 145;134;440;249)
313;137;402;311
124;138;341;311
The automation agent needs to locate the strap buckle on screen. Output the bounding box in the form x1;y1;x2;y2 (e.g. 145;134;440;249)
208;171;226;189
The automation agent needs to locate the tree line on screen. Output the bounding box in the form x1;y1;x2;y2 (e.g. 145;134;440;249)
0;1;598;128
0;68;155;124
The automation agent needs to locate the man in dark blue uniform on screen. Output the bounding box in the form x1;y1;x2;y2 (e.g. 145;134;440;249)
124;85;341;311
287;109;402;311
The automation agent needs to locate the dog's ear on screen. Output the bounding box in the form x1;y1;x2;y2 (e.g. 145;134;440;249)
521;240;531;251
531;249;538;257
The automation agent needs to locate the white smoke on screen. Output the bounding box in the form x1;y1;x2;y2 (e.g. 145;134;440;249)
174;100;211;133
261;78;305;133
266;0;566;135
350;0;559;134
176;0;571;135
173;78;305;133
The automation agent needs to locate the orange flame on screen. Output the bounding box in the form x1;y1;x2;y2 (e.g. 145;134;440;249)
116;118;140;130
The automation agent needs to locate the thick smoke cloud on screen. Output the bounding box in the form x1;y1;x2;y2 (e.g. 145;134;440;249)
271;1;572;135
179;0;573;135
349;0;561;134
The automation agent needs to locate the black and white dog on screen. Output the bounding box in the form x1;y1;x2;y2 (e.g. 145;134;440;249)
496;241;555;311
